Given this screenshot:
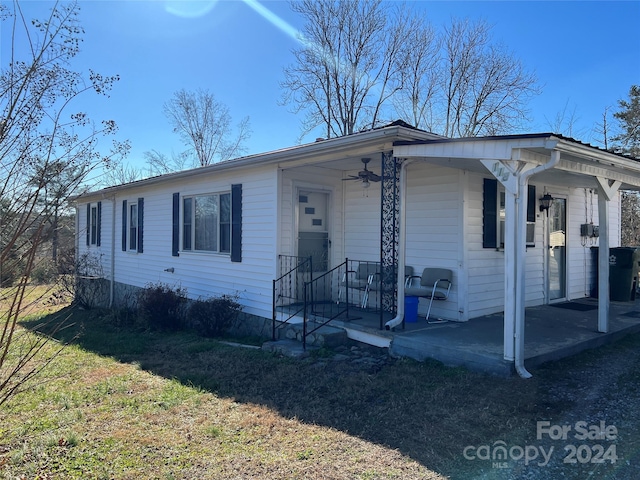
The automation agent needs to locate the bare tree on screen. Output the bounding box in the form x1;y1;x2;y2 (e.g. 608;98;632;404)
545;99;588;139
393;13;440;130
0;0;128;405
281;0;411;139
593;106;612;151
437;18;539;137
143;149;190;176
103;161;143;186
283;4;539;140
162;89;251;167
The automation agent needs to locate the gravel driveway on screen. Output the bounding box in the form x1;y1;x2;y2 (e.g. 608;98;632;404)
461;332;640;480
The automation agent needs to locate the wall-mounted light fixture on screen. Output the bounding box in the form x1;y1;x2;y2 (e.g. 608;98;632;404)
539;193;554;214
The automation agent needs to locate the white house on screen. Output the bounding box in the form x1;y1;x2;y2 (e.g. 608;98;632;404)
74;121;640;376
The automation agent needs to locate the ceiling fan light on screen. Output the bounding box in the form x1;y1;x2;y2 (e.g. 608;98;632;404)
362;178;370;188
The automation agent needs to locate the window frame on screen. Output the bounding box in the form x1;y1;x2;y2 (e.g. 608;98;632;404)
483;178;535;249
122;198;143;254
181;191;231;254
497;187;535;248
129;203;138;251
90;205;98;245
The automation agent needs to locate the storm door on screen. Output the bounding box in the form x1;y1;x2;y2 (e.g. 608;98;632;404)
547;198;567;301
297;191;329;273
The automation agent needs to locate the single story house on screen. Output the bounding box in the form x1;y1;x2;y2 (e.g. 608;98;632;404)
74;121;640;376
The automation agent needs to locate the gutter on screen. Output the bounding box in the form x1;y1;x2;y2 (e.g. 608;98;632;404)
513;149;560;378
385;159;415;330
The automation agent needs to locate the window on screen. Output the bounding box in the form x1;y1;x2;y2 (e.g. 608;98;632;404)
483;179;535;249
182;192;230;253
129;204;138;250
90;206;98;245
121;198;144;253
86;202;101;247
172;187;241;260
498;185;536;248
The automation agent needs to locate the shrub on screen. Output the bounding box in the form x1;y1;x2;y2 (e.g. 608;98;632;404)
63;252;108;309
188;295;241;337
137;283;188;331
30;259;58;284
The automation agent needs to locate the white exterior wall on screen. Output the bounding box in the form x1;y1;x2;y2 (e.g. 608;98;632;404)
343;180;380;262
77;157;625;324
79;166;279;318
566;187;622;300
466;175;623;319
76;198;114;280
466;172;506;317
341;163;463;320
404;163;462;320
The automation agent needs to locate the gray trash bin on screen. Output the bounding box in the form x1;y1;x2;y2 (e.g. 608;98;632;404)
593;247;640;301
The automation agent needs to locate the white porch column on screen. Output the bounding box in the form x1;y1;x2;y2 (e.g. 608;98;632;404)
596;177;622;333
503;190;517;361
480;159;519;363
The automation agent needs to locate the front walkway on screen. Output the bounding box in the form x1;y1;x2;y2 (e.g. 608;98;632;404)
326;297;640;375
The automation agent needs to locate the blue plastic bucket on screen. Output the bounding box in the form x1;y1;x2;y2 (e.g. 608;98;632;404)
404;296;419;323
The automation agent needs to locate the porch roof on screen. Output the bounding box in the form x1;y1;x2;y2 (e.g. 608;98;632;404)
393;133;640;191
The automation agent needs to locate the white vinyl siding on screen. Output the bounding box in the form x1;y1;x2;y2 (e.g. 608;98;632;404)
78;166;278;318
404;164;461;320
77;199;113;279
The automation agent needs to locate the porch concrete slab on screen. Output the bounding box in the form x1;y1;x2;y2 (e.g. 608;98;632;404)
334;298;640;375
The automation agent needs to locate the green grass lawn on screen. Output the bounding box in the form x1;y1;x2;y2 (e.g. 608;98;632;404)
1;298;639;479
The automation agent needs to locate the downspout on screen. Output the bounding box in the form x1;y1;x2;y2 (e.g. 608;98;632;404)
385;159;415;330
109;195;116;308
513;149;560;378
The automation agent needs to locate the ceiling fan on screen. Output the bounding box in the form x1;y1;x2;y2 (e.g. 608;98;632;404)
342;158;381;188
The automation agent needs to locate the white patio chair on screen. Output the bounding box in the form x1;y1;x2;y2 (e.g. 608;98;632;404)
405;268;453;323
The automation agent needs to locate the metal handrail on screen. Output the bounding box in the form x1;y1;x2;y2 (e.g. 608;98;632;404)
302;259;350;350
272;255;312;341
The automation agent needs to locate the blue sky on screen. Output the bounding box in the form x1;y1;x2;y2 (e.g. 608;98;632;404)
5;1;640;172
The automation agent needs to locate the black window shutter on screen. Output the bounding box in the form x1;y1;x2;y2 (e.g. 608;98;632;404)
483;178;497;249
172;193;180;257
231;184;242;262
137;198;144;253
122;200;127;251
96;201;102;247
527;185;536;223
86;204;90;246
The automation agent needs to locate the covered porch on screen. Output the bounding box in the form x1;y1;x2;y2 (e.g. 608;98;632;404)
273;125;640;377
326;297;640;375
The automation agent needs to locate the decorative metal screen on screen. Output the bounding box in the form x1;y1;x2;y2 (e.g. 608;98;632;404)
380;152;401;315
